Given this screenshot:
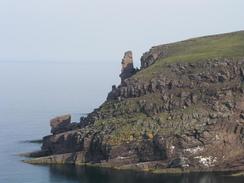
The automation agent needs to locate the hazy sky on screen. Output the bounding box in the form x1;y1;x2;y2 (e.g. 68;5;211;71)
0;0;243;65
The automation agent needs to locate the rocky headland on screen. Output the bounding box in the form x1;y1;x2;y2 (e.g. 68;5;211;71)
24;31;244;173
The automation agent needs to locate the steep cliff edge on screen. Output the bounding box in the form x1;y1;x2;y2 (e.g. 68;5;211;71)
25;31;244;172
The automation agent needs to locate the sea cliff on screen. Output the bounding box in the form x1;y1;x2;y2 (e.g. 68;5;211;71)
25;31;244;173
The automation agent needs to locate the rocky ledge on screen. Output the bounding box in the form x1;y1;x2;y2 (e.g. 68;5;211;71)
24;31;244;173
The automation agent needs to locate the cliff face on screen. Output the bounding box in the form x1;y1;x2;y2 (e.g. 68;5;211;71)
25;31;244;172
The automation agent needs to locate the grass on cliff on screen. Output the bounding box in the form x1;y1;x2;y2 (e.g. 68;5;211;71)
93;101;209;146
134;31;244;80
93;113;156;145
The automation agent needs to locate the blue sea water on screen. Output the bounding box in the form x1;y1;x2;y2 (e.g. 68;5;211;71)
0;62;244;183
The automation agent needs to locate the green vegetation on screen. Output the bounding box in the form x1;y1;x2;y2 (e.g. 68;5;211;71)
93;113;156;145
134;31;244;80
94;99;210;146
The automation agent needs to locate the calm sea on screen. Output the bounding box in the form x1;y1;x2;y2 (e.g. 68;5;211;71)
0;62;243;183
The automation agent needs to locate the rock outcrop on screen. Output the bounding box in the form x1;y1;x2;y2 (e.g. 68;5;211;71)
24;31;244;173
140;45;168;69
50;114;71;134
50;114;80;135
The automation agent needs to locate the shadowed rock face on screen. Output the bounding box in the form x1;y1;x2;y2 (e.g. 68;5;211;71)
25;31;244;173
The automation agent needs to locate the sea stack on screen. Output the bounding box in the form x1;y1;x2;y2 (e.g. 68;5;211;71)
119;51;135;83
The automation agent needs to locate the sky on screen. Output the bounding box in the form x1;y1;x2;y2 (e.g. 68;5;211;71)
0;0;243;66
0;0;244;115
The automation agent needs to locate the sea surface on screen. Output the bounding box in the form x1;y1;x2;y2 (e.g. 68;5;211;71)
0;62;244;183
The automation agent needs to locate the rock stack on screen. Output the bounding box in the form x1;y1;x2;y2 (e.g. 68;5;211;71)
119;51;136;83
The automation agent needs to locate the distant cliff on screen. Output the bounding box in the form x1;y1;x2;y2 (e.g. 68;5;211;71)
25;31;244;173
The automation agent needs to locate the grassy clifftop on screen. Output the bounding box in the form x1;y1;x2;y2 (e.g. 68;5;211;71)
134;31;244;80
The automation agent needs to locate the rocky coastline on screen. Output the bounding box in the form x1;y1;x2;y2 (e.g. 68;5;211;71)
24;31;244;173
